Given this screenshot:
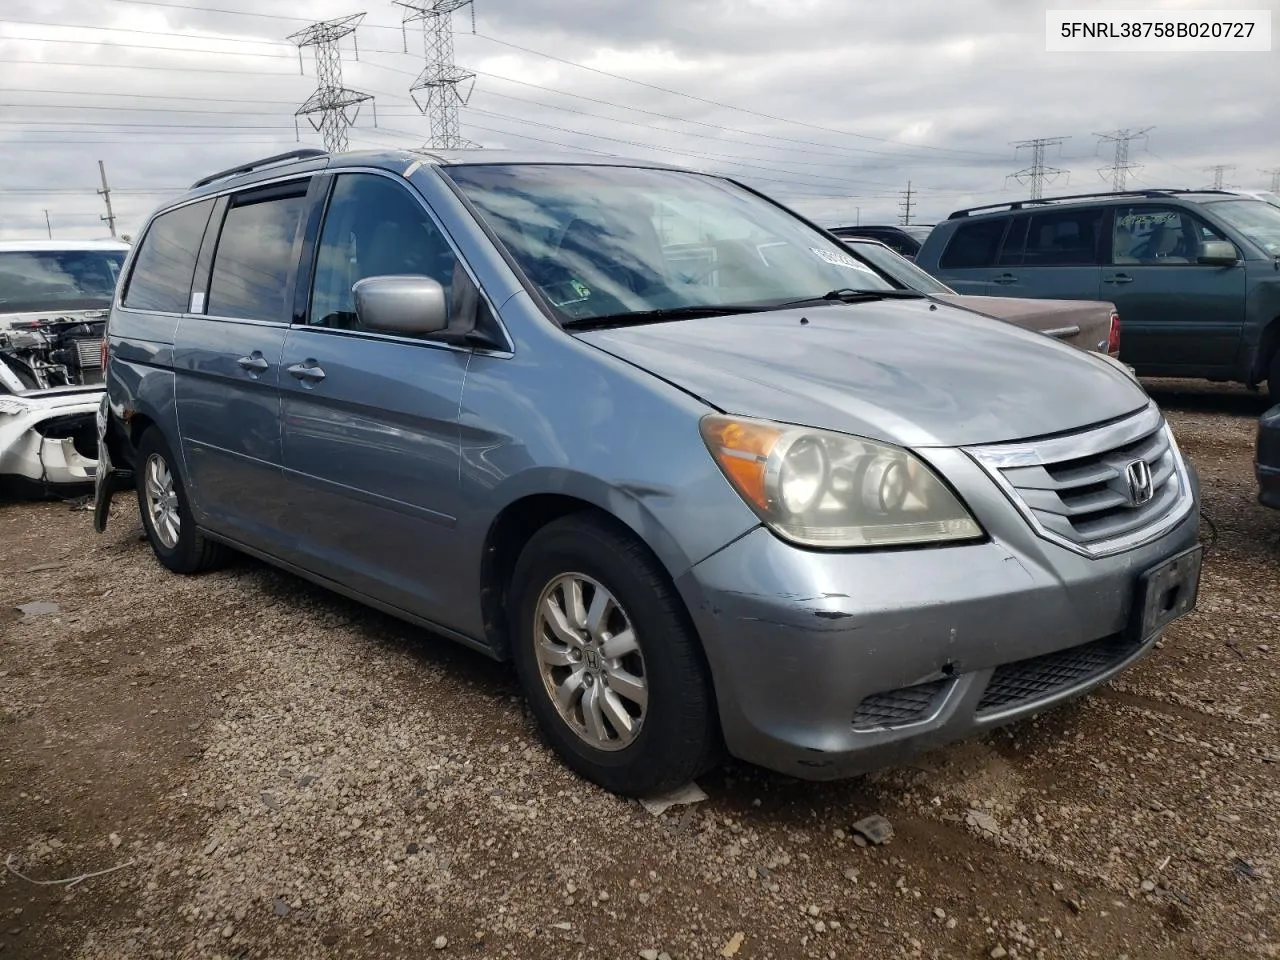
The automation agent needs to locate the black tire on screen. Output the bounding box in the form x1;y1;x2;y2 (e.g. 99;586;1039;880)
1268;349;1280;399
134;427;228;575
509;513;721;797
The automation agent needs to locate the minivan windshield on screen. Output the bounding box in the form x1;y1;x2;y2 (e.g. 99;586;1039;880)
0;248;126;314
445;163;897;324
1209;199;1280;255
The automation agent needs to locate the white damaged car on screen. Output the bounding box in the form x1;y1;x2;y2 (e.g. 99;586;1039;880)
0;239;129;498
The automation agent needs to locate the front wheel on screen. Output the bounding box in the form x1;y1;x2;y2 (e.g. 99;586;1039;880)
134;428;228;575
509;514;720;796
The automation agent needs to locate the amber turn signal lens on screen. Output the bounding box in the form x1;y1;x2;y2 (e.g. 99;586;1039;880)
699;416;782;511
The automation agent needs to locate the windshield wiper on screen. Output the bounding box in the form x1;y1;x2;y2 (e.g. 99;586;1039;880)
562;304;767;329
772;288;927;309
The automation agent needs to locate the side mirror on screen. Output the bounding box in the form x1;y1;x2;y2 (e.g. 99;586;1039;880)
353;275;448;335
1197;240;1239;265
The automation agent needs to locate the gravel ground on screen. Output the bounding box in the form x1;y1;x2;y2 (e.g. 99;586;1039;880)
1;380;1277;960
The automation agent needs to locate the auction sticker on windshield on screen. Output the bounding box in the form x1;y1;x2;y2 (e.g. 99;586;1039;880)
809;247;881;275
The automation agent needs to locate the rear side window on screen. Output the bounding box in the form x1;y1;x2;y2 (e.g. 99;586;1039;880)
1021;208;1105;266
122;200;214;312
939;218;1008;269
997;218;1029;265
207;190;307;323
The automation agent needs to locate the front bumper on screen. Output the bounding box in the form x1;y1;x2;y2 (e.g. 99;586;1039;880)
677;456;1202;780
0;392;101;497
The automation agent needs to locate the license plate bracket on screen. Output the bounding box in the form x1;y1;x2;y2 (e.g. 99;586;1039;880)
1131;544;1203;642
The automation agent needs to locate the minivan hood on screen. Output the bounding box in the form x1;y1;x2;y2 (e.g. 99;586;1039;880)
575;300;1148;447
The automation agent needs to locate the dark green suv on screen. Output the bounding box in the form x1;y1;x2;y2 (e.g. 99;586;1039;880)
916;190;1280;392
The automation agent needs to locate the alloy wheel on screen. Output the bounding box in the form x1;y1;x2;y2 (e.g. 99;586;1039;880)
532;573;648;751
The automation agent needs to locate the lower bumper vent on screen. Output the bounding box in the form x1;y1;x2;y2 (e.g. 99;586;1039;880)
976;633;1142;715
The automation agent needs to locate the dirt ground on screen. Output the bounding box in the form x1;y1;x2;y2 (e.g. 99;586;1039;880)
1;380;1277;960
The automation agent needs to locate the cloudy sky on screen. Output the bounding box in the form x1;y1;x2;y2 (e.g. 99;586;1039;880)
1;0;1276;240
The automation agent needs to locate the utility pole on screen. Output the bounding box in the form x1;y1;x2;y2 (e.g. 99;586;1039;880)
1008;137;1070;200
396;0;477;149
97;160;117;238
898;181;915;226
1204;164;1235;190
1094;127;1153;192
44;209;52;239
1262;167;1280;193
288;13;375;154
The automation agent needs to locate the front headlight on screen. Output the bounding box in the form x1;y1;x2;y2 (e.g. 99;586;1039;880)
701;415;983;548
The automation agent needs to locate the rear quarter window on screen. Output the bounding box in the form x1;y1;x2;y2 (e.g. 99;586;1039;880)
938;218;1009;269
122;199;215;313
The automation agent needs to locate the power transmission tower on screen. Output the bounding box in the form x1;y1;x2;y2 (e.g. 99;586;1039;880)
1007;137;1070;200
1094;127;1153;191
287;13;375;154
898;181;915;226
1204;164;1235;190
97;160;117;238
396;0;477;149
1262;167;1280;193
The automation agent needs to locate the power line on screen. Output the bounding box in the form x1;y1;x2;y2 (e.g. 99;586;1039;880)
0;29;293;58
5;14;1000;169
1094;127;1153;192
463;107;882;190
7;19;996;168
0;17;292;48
1008;137;1069;200
5;88;303;105
1260;168;1280;192
89;1;1009;162
287;13;375;153
466;32;1007;161
0;55;304;77
396;0;477;149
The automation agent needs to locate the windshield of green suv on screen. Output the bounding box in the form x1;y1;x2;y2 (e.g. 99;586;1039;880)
0;249;126;314
841;240;955;295
1209;199;1280;255
445;163;896;323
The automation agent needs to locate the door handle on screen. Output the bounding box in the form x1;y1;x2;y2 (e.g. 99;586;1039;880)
287;361;326;384
236;353;269;374
992;274;1018;285
1103;274;1134;284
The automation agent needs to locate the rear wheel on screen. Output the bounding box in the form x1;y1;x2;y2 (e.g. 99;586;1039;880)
1268;349;1280;399
509;514;720;796
135;428;228;574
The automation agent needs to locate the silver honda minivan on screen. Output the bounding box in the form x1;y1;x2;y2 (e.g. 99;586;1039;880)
95;148;1203;796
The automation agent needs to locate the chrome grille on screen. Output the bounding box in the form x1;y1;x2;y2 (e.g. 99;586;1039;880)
74;338;102;369
966;405;1193;558
852;679;950;731
976;633;1141;715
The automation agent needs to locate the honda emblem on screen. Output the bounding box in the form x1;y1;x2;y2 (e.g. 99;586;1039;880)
1124;459;1154;507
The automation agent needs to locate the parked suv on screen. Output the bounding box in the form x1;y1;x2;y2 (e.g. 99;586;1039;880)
916;190;1280;392
95;149;1202;796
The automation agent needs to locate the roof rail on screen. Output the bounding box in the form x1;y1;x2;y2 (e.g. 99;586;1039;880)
946;188;1238;220
190;148;328;190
